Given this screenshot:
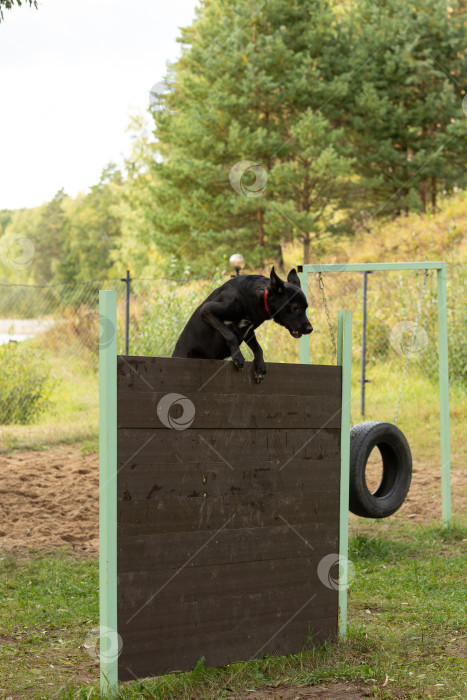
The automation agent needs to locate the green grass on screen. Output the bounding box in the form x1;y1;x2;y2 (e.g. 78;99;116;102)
0;553;99;698
1;522;465;699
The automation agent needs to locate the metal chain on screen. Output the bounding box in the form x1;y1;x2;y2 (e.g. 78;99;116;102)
394;268;430;424
318;271;353;427
318;272;338;358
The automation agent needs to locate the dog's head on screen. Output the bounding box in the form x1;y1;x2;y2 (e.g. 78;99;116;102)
267;267;313;338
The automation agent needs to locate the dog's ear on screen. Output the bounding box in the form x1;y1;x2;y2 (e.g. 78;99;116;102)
270;266;285;293
287;268;301;288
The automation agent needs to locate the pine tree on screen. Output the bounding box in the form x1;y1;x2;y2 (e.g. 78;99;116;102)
149;0;352;270
328;0;467;220
266;110;353;263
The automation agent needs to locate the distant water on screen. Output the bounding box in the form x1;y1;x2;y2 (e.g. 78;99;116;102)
0;333;31;345
0;319;55;345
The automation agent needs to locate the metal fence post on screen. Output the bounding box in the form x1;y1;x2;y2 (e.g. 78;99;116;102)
120;270;131;355
360;271;371;415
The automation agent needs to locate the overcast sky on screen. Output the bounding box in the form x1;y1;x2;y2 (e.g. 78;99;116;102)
0;0;198;210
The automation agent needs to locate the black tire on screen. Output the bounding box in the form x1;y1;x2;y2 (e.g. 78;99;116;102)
349;421;412;518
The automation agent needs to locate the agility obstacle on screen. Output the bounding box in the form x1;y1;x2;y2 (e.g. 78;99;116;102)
297;262;451;527
99;290;352;697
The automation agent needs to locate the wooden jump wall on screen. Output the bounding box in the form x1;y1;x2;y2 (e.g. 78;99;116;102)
116;356;342;681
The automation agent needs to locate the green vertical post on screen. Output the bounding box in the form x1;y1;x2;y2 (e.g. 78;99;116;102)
298;269;311;364
99;290;118;697
337;310;352;638
337;311;344;366
436;265;451;527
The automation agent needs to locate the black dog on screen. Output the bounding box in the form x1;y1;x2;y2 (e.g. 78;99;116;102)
172;267;312;382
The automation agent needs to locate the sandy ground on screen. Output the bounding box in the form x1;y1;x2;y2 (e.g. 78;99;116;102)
0;445;464;557
0;446;99;557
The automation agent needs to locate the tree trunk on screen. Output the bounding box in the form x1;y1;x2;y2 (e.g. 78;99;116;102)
276;244;284;272
257;207;264;246
402;188;409;215
431;177;437;212
420;180;427;213
302;166;311;263
303;233;310;264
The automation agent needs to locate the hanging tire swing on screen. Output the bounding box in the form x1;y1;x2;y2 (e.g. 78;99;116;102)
317;267;430;519
349;421;412;518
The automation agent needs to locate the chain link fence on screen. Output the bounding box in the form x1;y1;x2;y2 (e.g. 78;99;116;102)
0;265;465;451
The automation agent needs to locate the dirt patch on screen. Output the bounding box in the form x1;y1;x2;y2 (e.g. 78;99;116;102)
229;682;369;699
355;457;467;525
0;446;465;557
0;446;99;557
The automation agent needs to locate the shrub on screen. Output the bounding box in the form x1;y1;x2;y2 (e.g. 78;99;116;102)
0;342;53;424
133;278;223;358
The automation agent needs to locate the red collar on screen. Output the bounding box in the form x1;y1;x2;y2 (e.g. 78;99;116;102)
264;288;271;316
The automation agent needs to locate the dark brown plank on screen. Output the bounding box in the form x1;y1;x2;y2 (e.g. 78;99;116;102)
117;554;337;609
117;460;340;501
117;490;339;536
118;585;336;640
117;356;341;397
117;391;341;430
117;523;339;572
117;428;341;465
118;614;337;680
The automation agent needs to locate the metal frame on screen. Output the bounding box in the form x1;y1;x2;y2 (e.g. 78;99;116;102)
99;290;118;698
298;261;451;527
100;259;450;687
300;261;446;272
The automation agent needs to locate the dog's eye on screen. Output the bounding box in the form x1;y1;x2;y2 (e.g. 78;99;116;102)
291;304;300;314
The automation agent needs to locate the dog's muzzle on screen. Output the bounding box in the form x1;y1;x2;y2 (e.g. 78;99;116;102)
289;324;312;338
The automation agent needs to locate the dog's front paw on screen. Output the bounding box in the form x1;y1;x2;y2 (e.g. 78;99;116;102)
254;361;266;383
232;351;245;372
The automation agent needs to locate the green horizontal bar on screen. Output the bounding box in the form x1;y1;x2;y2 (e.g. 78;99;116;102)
301;262;444;273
